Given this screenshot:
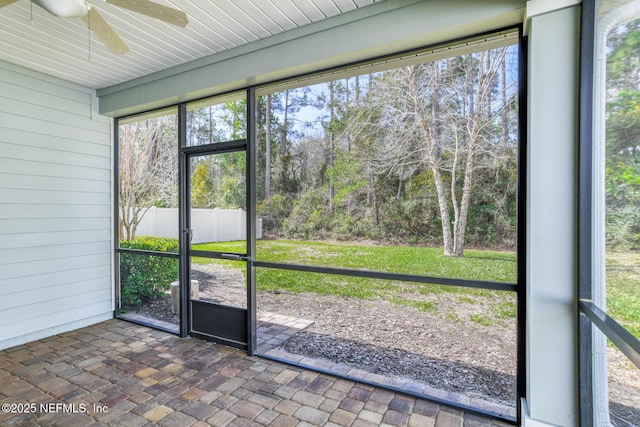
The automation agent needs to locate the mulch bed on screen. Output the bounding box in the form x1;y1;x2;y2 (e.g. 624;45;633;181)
284;331;515;405
126;297;178;325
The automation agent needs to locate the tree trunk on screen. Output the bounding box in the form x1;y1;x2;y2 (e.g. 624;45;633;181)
502;51;508;146
329;82;335;213
130;211;138;241
453;145;477;257
430;66;455;255
413;64;455;255
373;188;379;227
265;94;272;198
120;205;128;241
209;105;213;143
282;91;289;193
432;166;454;255
451;49;501;257
367;161;379;226
501;50;510;221
450;131;460;254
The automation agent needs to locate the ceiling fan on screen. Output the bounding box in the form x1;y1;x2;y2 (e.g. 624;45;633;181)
0;0;189;54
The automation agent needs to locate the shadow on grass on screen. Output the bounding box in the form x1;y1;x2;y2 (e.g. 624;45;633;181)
462;253;517;263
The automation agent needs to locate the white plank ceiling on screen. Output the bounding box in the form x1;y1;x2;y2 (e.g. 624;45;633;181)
0;0;380;89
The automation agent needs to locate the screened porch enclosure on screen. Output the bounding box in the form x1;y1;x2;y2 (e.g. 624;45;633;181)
6;0;640;426
114;30;523;422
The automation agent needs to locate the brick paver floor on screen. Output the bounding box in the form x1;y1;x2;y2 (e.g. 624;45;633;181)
0;319;513;426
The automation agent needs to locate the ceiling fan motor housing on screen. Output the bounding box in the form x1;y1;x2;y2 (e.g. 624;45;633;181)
8;0;189;54
33;0;87;18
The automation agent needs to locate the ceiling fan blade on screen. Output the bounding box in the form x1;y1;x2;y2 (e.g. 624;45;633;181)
0;0;20;8
106;0;188;28
81;7;130;54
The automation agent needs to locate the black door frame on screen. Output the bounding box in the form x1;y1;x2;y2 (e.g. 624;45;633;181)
177;92;257;351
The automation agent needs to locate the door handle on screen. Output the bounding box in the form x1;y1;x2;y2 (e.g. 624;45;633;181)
220;253;247;261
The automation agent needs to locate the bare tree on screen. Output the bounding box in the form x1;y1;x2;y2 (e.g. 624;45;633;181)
265;93;272;198
344;47;516;256
119;116;178;241
328;81;336;212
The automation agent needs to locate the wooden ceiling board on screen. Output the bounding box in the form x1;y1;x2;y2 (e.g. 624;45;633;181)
0;0;379;88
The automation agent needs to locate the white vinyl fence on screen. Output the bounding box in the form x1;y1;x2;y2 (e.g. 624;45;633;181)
135;207;262;244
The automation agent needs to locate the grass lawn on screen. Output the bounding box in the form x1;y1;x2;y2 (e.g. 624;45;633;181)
606;251;640;338
194;239;517;282
193;240;518;325
192;241;640;336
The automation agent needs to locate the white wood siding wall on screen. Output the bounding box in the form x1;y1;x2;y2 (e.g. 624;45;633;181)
0;60;113;350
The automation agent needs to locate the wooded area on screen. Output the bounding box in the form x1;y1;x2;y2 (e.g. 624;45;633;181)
119;45;521;257
605;20;640;249
254;45;519;256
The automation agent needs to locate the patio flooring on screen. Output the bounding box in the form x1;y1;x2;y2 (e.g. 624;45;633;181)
0;319;512;426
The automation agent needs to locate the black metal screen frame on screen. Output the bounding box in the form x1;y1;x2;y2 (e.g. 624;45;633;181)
113;113;183;336
249;28;526;425
181;100;251;346
578;1;596;424
112;27;526;425
516;32;528;424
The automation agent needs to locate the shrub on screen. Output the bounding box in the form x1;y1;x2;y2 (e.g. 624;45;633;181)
119;236;179;310
606;205;640;249
256;193;292;236
282;189;330;238
376;199;440;244
330;210;371;240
